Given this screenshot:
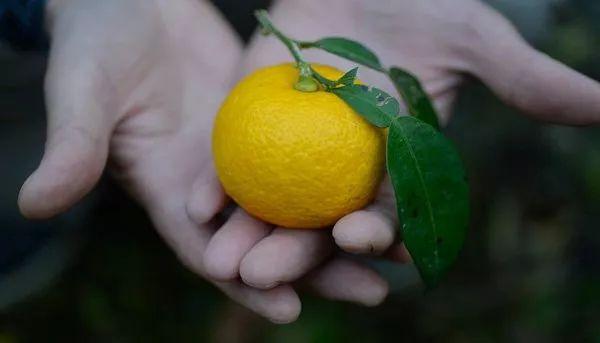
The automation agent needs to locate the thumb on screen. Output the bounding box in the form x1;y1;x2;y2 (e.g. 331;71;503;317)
19;51;114;219
467;4;600;126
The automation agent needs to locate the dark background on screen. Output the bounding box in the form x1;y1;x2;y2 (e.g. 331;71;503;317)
1;0;599;342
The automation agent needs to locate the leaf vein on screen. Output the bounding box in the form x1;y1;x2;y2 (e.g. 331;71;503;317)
395;119;440;272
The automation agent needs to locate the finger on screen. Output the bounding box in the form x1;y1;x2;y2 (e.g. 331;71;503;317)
150;200;300;324
430;87;458;126
216;282;301;324
149;198;214;274
186;168;228;224
305;257;388;307
423;75;462;125
333;205;396;255
468;5;600;126
333;177;397;255
240;228;333;289
18;50;113;219
383;243;412;264
203;208;272;281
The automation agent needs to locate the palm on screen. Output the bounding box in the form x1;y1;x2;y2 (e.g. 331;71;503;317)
99;4;224;211
47;0;237;264
241;0;600;257
21;0;392;323
239;0;475;257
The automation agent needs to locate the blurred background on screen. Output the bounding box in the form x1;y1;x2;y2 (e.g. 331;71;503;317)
1;0;599;342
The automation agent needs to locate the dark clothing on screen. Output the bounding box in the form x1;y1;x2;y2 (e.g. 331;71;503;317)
0;0;48;51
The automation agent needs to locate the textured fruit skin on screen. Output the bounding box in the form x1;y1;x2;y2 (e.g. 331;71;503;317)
213;64;385;229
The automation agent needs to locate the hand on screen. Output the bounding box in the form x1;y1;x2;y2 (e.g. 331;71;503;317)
18;0;391;323
228;0;600;292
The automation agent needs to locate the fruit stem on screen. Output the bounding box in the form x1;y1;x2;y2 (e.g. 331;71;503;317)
255;10;318;92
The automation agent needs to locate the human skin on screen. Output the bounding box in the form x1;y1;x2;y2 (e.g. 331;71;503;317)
202;0;600;313
19;0;396;324
18;0;600;324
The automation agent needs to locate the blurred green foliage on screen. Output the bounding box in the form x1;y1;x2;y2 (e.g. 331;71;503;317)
1;1;599;342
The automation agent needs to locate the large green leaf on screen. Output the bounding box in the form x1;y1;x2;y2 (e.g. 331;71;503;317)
331;84;399;128
389;67;440;129
303;37;386;72
387;116;469;287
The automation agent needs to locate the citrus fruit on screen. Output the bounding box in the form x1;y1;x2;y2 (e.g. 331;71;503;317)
212;63;385;229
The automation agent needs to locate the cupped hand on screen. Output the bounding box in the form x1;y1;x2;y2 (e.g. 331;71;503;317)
18;0;391;323
216;0;600;299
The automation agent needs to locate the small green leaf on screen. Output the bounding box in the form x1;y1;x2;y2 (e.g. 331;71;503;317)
386;116;469;287
389;67;440;129
335;67;359;86
304;37;385;72
331;85;399;128
310;67;337;89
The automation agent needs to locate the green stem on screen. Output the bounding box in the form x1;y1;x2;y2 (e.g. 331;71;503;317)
255;10;317;92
